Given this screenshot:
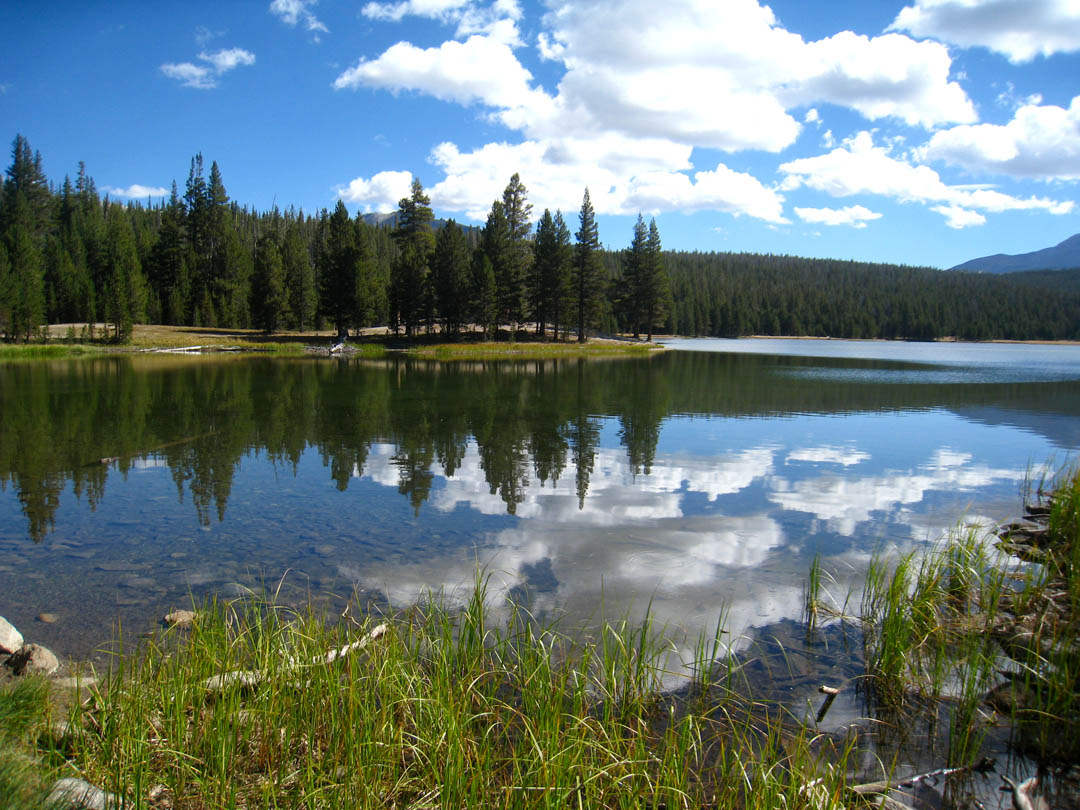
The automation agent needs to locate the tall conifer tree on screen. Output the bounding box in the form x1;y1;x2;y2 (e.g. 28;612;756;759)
282;218;316;331
102;203;145;341
499;173;532;333
391;178;435;336
252;230;288;333
642;219;670;341
432;219;471;336
573;188;602;343
530;208;571;339
621;214;649;339
320;200;362;337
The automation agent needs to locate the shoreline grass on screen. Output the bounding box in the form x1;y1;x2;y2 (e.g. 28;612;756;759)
858;465;1080;769
6;588;847;810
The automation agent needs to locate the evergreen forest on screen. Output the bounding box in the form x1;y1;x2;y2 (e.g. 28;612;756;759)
2;133;1078;344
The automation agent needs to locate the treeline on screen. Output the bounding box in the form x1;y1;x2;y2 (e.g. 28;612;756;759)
0;135;669;343
2;132;1078;343
663;252;1080;341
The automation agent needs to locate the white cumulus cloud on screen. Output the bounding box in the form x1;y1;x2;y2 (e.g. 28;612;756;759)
932;205;987;229
362;0;471;22
780;131;1074;228
269;0;329;34
362;0;521;41
161;47;255;89
104;184;170;199
794;205;882;228
333;0;985;224
921;95;1080;180
334;34;538;109
337;170;414;210
160;62;215;90
198;48;256;73
889;0;1080;63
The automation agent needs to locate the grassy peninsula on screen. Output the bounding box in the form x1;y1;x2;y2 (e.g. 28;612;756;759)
0;324;660;362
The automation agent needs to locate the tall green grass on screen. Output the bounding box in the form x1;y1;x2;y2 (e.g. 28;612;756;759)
0;677;56;810
860;470;1080;769
859;528;1011;769
42;586;854;809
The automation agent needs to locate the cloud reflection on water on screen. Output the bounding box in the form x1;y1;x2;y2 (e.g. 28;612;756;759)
343;434;1028;670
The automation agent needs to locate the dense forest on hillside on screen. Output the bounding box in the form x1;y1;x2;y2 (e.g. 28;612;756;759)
2;133;1078;343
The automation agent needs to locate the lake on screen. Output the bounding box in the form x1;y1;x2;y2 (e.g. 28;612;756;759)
2;339;1079;666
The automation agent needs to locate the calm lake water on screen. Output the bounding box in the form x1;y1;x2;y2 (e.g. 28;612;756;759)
2;339;1079;664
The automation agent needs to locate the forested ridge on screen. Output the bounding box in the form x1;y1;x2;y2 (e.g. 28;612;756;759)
2;133;1078;343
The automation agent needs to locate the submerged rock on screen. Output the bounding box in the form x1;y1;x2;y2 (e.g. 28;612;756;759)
37;612;59;623
164;609;196;627
0;615;23;653
5;643;60;676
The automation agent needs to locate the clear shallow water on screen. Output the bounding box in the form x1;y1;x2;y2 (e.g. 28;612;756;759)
1;341;1079;663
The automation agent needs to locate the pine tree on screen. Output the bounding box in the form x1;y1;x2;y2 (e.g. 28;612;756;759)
217;216;252;328
102;203;145;341
54;175;96;323
207;162;243;326
480;200;511;335
3;211;44;341
573;188;602;343
621;214;649;339
184;154;211;325
530;208;571;339
252;230;288;333
550;212;572;340
320;200;362;337
74;161;105;321
642;219;670;341
432;219;471;336
499;173;532;333
470;250;497;339
282;219;316;330
146;182;189;324
391;178;435;336
1;136;50;340
1;135;51;237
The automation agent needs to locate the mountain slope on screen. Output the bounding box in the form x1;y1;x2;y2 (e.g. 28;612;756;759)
950;233;1080;273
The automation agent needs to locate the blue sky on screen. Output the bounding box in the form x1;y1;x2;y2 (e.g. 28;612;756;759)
2;0;1078;268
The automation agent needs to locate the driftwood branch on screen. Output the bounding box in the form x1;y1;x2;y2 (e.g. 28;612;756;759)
850;757;995;797
203;622;388;693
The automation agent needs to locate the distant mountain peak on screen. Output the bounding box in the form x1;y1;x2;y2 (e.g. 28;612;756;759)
951;233;1080;274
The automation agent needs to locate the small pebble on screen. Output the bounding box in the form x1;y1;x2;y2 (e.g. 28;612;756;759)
37;612;59;623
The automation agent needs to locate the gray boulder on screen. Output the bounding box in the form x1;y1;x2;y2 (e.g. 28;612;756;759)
5;642;59;676
0;615;22;654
